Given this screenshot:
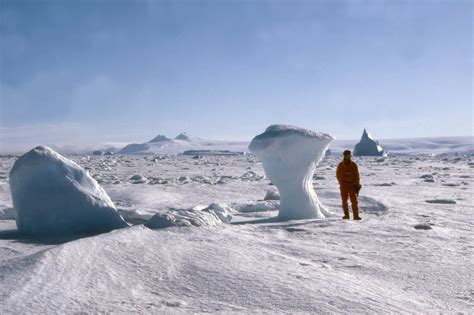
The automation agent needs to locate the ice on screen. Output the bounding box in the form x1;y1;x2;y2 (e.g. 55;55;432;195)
9;146;128;235
145;203;232;229
263;188;280;201
129;174;148;184
249;125;334;220
0;207;15;220
353;129;385;156
232;200;279;212
0;143;473;313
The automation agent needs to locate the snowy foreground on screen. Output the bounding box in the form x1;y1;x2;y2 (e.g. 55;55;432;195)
0;152;473;313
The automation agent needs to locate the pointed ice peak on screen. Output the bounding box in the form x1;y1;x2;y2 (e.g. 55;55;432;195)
354;128;384;156
362;128;371;139
148;135;171;143
175;132;191;141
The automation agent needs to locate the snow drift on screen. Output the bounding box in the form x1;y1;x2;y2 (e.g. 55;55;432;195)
249;125;334;220
9;146;128;235
353;129;385;156
145;203;232;229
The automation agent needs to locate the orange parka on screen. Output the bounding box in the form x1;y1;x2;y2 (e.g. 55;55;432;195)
336;160;360;190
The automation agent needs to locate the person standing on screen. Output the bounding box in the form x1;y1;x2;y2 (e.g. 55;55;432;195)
336;150;362;220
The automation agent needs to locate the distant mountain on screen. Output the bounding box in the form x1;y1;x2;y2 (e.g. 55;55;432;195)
148;135;171;143
33;135;473;156
118;133;249;155
175;132;191;141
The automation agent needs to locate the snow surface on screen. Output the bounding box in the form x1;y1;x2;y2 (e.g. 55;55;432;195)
249;125;334;220
9;146;127;235
353;129;385;156
0;144;473;313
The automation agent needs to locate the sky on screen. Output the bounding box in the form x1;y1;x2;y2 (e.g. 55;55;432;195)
0;0;472;152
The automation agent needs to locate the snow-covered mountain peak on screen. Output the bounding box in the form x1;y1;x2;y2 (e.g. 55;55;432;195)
148;135;171;143
175;132;191;141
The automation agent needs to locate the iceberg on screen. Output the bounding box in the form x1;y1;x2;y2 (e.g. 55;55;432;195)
249;125;334;220
353;129;385;156
9;146;128;235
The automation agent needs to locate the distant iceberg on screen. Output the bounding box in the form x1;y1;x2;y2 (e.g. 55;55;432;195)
353;129;385;156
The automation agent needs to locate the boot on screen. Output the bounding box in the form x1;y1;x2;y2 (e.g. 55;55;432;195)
342;207;350;220
353;207;361;220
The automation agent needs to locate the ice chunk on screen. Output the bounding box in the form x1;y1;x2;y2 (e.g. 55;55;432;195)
9;146;128;235
264;189;280;201
353;129;385;156
249;125;334;220
232;200;279;213
146;204;232;229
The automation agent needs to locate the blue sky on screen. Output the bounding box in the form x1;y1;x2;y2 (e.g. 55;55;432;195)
0;0;472;151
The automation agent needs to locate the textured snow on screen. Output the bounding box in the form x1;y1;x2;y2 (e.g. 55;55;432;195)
353;129;385;156
249;125;334;220
0;144;473;313
9;146;128;235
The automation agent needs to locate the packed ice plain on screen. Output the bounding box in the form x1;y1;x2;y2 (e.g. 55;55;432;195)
0;135;473;313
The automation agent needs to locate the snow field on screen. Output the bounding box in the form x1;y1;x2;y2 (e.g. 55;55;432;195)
0;151;472;313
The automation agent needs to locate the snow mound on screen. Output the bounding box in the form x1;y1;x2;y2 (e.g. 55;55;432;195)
175;132;191;141
249;125;334;220
145;204;232;229
118;143;150;154
129;174;147;184
9;146;128;235
0;207;15;220
353;129;385;156
149;134;171;143
232;200;279;213
264;189;280;201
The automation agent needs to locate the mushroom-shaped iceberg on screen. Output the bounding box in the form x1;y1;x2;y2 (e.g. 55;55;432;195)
249;125;334;220
9;146;128;236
